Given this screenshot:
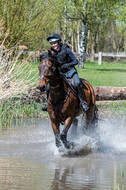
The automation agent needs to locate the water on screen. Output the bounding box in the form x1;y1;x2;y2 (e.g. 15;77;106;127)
0;116;126;190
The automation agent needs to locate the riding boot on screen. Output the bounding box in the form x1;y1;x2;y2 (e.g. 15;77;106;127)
77;84;89;112
41;87;49;111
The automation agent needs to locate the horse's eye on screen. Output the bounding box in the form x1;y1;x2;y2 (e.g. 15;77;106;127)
51;66;55;73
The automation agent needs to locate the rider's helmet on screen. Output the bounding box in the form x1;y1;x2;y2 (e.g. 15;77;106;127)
47;33;62;43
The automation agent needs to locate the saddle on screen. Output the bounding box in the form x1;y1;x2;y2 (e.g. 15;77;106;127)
63;75;88;96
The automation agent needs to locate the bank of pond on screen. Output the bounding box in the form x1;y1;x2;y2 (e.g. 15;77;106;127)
0;97;126;130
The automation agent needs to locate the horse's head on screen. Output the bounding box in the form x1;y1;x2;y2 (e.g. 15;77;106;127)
38;51;57;92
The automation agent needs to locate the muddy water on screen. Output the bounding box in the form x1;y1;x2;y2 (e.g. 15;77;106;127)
0;116;126;190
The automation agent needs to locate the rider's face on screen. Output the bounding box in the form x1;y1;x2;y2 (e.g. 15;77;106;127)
50;41;59;51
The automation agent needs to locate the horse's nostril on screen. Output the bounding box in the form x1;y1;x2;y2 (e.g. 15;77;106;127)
39;85;45;92
37;85;40;90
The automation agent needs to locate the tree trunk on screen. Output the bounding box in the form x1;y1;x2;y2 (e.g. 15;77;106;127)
94;87;126;101
77;24;80;54
59;19;63;37
64;5;67;42
71;33;74;52
78;20;86;68
91;41;95;62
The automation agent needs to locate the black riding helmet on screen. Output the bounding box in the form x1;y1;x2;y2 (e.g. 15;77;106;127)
47;33;62;43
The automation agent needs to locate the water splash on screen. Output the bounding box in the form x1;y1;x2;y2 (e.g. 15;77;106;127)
98;116;126;152
49;115;126;156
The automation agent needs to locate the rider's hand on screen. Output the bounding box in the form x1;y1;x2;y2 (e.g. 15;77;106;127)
61;63;70;70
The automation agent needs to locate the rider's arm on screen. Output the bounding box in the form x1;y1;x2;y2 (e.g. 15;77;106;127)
66;48;78;67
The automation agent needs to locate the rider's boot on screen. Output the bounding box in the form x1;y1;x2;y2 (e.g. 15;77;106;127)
41;105;47;111
77;84;89;112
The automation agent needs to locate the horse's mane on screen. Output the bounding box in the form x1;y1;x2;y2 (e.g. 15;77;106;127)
40;52;48;61
40;51;57;62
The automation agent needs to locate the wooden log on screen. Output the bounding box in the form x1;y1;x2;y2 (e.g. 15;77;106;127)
94;87;126;101
28;87;126;103
28;87;46;103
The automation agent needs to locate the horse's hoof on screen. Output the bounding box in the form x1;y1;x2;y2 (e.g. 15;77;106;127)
58;146;64;153
69;142;75;149
65;141;75;149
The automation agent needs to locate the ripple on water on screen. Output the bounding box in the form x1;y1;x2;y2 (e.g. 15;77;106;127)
0;117;126;190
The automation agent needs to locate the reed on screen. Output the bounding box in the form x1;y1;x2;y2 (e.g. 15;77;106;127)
0;46;38;102
0;46;43;130
0;98;47;130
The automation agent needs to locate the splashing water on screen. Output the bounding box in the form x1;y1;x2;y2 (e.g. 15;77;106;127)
50;115;126;156
0;117;126;190
98;116;126;152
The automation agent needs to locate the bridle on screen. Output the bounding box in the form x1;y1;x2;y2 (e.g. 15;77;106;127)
39;58;63;83
39;59;53;79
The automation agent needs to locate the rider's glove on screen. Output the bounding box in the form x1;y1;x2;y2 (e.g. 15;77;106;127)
61;63;70;70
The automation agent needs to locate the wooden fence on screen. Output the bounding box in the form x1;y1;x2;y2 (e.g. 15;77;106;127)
20;51;126;65
75;52;126;65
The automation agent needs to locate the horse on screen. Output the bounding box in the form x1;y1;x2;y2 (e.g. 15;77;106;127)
38;51;98;151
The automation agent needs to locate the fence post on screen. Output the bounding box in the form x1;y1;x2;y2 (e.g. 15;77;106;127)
98;52;102;65
34;51;37;63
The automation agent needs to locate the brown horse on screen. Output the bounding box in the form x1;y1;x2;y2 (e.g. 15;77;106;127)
38;51;98;151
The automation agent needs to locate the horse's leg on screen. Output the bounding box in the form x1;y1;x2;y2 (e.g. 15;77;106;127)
85;104;95;128
71;118;78;136
51;120;62;148
60;117;74;149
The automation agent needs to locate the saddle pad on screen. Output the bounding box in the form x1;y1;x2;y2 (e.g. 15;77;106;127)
63;77;88;96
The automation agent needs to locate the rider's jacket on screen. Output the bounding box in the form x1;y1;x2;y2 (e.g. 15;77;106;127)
50;44;78;76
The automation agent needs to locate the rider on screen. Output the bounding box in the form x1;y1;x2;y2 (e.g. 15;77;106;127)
41;33;89;112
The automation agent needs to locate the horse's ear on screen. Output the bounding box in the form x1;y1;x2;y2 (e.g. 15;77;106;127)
48;50;57;62
48;50;52;57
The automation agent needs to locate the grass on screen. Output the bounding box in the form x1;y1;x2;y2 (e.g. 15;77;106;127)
116;166;125;190
97;102;126;116
0;60;126;130
0;98;48;130
28;60;126;87
77;61;126;87
0;98;125;131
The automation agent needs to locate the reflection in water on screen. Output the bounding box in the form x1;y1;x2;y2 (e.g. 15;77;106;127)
0;117;126;190
0;158;53;190
51;168;70;190
1;156;126;190
51;168;96;190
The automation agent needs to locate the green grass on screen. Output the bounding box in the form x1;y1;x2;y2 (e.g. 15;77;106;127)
77;61;126;87
31;60;126;87
97;102;126;114
0;60;125;130
0;98;48;130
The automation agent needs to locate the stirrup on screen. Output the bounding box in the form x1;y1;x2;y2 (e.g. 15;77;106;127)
41;106;47;111
80;101;89;112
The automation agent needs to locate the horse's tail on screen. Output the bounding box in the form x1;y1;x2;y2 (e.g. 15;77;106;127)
81;78;99;127
92;104;98;127
80;78;95;105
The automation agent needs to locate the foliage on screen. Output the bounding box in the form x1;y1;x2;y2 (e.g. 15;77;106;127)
97;102;126;114
0;98;47;130
0;0;125;53
0;47;38;101
0;0;58;50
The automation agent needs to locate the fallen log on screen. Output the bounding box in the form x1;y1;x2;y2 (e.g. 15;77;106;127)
28;87;46;103
94;87;126;101
28;86;126;103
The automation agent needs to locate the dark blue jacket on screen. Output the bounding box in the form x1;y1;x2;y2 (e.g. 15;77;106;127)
51;44;78;77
